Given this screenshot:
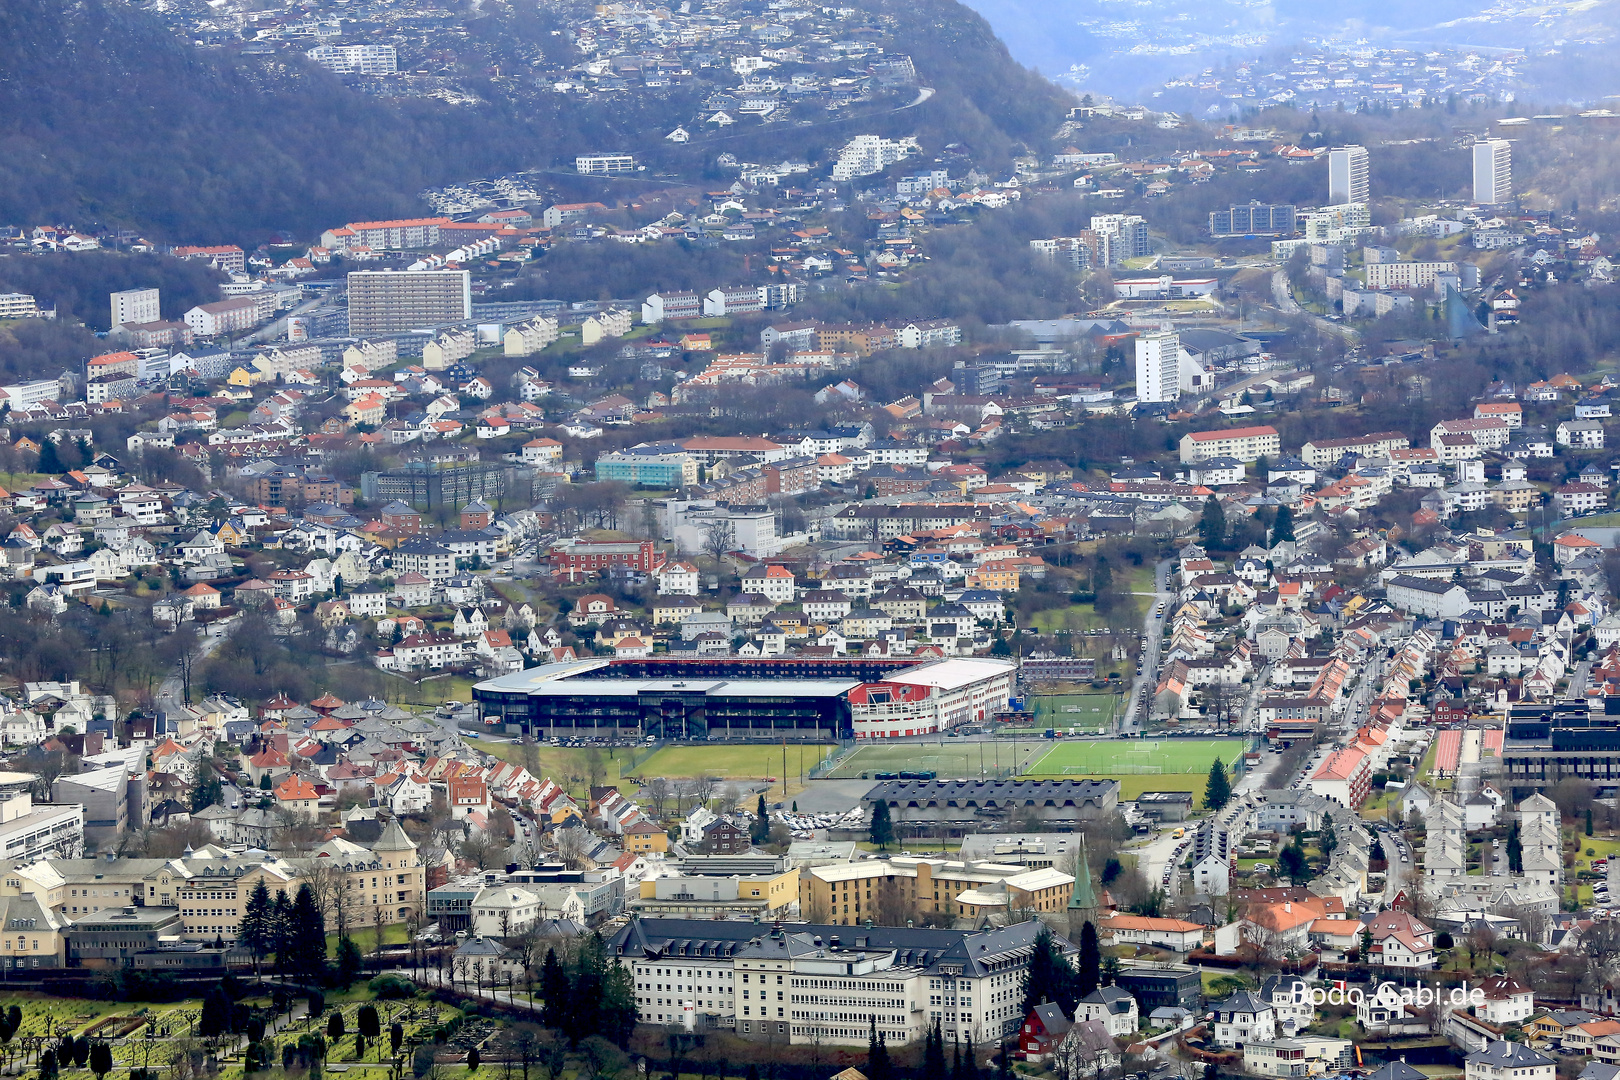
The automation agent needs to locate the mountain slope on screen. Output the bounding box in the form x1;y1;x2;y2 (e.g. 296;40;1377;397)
0;0;1073;244
0;0;532;243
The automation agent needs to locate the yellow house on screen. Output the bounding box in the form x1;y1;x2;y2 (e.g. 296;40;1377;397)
968;562;1021;591
623;820;669;854
214;521;248;546
343;394;387;426
227;366;261;387
800;857;1074;926
632;865;800;918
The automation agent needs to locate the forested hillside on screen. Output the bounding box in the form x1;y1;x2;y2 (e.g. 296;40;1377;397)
0;0;1073;245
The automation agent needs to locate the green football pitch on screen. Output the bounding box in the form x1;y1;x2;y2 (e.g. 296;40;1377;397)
1026;737;1246;777
822;741;1046;779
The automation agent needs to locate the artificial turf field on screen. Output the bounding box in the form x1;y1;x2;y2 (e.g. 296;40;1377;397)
822;740;1045;779
1025;737;1247;804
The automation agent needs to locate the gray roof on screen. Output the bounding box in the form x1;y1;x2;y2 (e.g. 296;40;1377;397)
1468;1042;1554;1068
608;916;1067;980
1216;990;1270;1016
1366;1063;1425;1080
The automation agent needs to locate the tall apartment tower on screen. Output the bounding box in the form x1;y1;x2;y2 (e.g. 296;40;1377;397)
1135;331;1182;403
346;270;472;335
1089;214;1151;265
1327;146;1370;205
110;288;160;329
1473;139;1512;205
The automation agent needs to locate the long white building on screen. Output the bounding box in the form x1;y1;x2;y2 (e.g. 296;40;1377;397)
608;917;1056;1046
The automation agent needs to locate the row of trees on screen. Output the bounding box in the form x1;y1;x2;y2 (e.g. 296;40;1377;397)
238;881;336;984
535;936;638;1049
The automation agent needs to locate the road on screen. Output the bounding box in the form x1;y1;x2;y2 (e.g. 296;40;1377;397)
1270;269;1362;342
1122;558;1173;732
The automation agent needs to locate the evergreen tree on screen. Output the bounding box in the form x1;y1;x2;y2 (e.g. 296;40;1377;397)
1018;927;1076;1016
869;798;895;851
189;763;223;814
335;938;363;988
389;1024;404;1057
923;1019;947;1080
1198;495;1225;549
540;948;567;1029
466;1048;479;1073
1271;505;1295;544
955;1036;977;1080
1588;807;1595;836
752;794;770;845
1359;926;1374;960
1508;822;1523;873
357;1006;380;1040
1076;921;1100;1000
866;1021;892;1080
1278;835;1312;885
90;1043;112;1080
1203;759;1232;810
288;884;329;983
39;1048;56;1080
327;1013;345;1040
1320;818;1338;858
36;440;61;476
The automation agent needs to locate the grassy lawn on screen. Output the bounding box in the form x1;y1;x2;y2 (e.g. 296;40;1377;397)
468;739;634;795
636;743;834;798
326;922;412;953
383;674;479;708
1417;736;1440;783
824;741;1046;780
1027;737;1245;774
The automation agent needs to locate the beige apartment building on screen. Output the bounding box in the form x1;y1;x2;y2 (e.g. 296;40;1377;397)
800;857;1073;926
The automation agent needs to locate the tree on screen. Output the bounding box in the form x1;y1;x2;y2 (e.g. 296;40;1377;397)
1507;822;1523;874
1203;759;1232;810
923;1020;947;1080
866;1022;892;1080
1589;807;1596;837
335;938;362;988
466;1049;479;1074
1198;495;1225;549
1100;858;1122;886
1076;921;1100;1000
751;794;770;846
1278;836;1311;884
540;948;567;1029
189;762;223;815
1271;504;1295;544
1320;818;1338;859
39;1049;56;1080
390;1024;405;1058
1018;927;1076;1016
327;1014;345;1040
357;1006;380;1040
288;884;329;983
90;1044;111;1080
869;798;895;851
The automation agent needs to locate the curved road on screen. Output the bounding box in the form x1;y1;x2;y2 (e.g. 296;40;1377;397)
1271;269;1362;342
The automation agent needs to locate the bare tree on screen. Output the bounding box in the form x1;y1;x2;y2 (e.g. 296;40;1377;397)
1585;918;1620;971
701;518;736;568
553;827;589;870
646;777;672;818
463;831;508;871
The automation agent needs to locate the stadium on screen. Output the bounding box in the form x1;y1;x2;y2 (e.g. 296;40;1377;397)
473;656;1017;741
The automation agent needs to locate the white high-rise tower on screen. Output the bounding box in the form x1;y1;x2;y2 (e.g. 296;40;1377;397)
1473;139;1512;205
1328;146;1370;205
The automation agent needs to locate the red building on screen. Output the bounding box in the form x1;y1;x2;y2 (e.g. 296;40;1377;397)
550;540;666;574
1019;1004;1073;1062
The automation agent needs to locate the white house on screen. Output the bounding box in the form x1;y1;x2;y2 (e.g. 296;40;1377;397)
1214;990;1275;1047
